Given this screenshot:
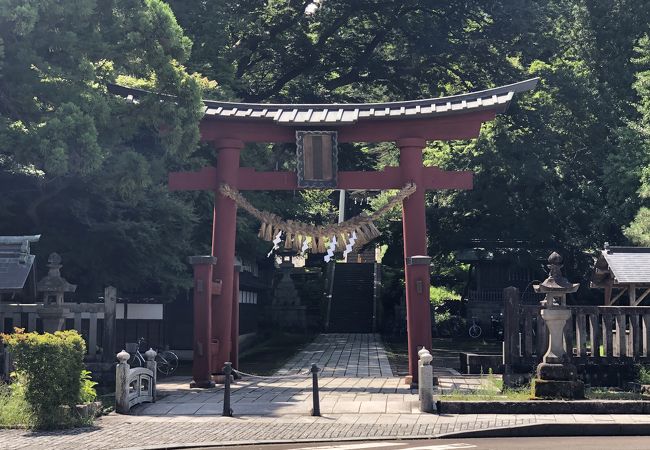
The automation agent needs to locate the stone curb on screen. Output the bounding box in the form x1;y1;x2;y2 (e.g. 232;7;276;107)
439;422;650;439
112;422;650;450
438;400;650;414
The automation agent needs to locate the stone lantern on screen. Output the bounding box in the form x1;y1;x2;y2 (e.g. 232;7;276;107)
532;252;584;399
271;250;307;331
37;253;76;332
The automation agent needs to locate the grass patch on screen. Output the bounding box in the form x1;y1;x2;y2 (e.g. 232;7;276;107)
0;382;32;428
440;380;649;402
440;371;532;401
238;332;316;376
587;388;647;400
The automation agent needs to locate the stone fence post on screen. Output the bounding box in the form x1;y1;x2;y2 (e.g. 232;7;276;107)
145;348;157;401
418;348;435;413
115;350;130;414
503;286;520;387
102;286;117;363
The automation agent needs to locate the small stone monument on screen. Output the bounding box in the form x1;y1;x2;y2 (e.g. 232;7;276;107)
532;252;584;399
270;254;307;331
37;253;76;332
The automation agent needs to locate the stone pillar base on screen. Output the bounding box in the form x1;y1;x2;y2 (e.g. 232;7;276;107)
212;374;234;385
270;305;307;331
537;362;578;380
190;379;215;389
534;379;584;399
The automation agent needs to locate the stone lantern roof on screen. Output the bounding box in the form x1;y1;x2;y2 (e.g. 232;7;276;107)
37;253;76;296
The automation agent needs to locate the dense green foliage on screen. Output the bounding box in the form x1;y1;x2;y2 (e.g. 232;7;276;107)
0;0;203;297
1;329;95;429
3;0;650;297
153;0;650;284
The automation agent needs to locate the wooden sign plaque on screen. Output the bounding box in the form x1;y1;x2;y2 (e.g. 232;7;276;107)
296;131;338;188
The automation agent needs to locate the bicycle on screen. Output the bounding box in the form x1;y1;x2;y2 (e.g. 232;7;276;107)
468;317;482;339
126;337;179;376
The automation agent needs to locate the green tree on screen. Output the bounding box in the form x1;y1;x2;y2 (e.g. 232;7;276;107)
623;34;650;245
0;0;204;296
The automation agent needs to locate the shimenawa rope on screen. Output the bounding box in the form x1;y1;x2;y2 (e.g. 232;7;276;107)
219;183;416;253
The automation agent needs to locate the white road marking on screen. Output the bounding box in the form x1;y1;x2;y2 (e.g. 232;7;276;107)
296;443;406;450
404;444;477;450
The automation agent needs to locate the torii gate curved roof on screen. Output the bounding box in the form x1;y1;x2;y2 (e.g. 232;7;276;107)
110;78;537;124
108;78;538;142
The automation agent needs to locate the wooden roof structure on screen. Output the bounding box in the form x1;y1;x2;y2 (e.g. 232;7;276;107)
591;245;650;305
0;235;40;294
108;78;538;126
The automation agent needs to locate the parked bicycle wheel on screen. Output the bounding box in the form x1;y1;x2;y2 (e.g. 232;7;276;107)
468;324;482;339
127;353;142;367
156;350;179;376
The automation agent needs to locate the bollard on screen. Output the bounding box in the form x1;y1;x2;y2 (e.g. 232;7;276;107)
418;349;435;413
311;363;320;416
223;362;233;417
144;348;157;402
417;347;428;400
115;350;130;414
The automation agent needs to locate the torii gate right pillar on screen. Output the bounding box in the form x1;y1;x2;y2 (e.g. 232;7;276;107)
399;138;433;384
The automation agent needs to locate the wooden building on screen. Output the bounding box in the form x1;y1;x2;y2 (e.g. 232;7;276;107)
591;244;650;306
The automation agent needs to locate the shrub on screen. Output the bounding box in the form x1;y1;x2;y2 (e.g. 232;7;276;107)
1;328;88;429
638;365;650;384
79;370;98;403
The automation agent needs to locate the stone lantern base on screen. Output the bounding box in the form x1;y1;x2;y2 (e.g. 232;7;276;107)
270;305;307;331
37;305;66;333
534;362;585;399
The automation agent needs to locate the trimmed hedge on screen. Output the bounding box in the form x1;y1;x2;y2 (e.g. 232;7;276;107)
1;329;87;429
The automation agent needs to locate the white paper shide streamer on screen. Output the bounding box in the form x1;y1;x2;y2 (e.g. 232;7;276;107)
267;231;283;257
324;236;337;262
343;231;357;259
301;237;310;255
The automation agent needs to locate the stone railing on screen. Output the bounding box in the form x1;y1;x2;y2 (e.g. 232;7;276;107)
0;286;117;362
503;287;650;370
115;349;157;414
1;287;117;381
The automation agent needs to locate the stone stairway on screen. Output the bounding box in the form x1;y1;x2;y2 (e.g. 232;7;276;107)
328;263;375;333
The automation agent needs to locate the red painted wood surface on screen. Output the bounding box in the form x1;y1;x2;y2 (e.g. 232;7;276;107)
200;110;494;143
170;166;472;191
230;268;240;370
210;140;244;374
190;263;214;387
398;138;434;381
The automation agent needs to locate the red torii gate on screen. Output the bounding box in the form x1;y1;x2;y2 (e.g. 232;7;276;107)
112;79;537;387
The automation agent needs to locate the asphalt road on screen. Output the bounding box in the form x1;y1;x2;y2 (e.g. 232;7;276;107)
192;436;650;450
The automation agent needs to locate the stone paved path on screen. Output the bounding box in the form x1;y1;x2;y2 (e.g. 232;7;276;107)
277;333;393;377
